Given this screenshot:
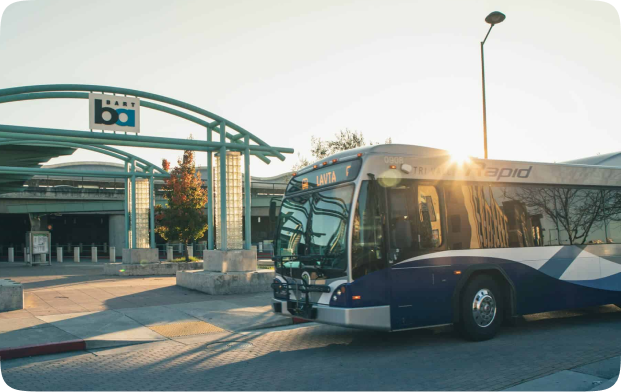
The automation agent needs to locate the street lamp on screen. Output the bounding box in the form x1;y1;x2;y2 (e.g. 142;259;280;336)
480;11;506;159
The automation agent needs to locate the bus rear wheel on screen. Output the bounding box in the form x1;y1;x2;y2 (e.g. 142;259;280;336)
460;275;503;341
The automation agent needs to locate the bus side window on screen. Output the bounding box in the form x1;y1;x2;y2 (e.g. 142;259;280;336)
386;182;419;262
352;181;387;280
417;185;443;249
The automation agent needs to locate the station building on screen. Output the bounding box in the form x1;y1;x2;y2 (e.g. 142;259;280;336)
0;161;289;261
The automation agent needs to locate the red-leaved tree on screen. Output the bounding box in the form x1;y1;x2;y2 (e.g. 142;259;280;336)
155;150;208;261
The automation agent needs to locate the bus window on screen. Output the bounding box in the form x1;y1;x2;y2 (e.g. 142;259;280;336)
417;186;443;249
387;183;416;262
352;181;386;280
445;183;621;249
383;182;445;263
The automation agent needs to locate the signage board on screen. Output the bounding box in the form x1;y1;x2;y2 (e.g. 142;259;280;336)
89;93;140;133
287;160;362;194
32;233;48;254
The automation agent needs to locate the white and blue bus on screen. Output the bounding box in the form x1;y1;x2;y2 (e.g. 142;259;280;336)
271;144;621;340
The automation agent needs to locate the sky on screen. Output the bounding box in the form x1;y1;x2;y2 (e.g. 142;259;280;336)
0;0;620;177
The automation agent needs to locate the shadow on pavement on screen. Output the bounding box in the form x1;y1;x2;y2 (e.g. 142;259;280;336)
5;309;619;391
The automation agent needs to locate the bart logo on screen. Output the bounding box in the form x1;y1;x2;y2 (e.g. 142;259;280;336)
94;99;136;127
89;93;140;133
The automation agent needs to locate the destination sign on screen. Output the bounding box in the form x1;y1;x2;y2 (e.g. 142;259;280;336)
287;160;362;194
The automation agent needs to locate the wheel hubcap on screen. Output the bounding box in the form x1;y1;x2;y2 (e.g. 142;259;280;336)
472;288;496;328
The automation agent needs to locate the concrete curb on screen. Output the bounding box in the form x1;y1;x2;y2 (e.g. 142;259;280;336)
0;318;298;360
0;339;86;360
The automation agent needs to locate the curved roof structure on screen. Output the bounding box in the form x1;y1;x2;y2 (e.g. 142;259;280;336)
0;141;75;194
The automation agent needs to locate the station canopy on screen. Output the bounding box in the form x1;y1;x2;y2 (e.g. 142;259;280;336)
0;140;75;194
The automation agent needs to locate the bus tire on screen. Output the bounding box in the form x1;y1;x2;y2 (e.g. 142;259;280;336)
460;275;503;341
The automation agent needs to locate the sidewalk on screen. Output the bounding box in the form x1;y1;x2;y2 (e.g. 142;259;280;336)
0;262;290;359
502;356;620;391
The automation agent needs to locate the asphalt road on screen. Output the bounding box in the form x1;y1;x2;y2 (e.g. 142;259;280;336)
2;306;621;391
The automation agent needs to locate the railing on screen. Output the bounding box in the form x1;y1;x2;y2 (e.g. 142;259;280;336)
0;242;116;261
0;241;276;262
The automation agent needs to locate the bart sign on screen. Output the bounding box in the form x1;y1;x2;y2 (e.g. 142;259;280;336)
89;93;140;133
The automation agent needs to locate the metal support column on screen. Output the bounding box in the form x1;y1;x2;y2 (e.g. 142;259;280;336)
131;159;137;249
207;126;214;250
481;40;488;160
219;122;227;250
149;172;155;249
244;135;251;250
124;162;129;249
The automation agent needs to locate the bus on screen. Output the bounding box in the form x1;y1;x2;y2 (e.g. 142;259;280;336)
270;144;621;341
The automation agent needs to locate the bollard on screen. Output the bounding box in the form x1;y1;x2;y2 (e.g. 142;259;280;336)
24;247;31;263
188;245;194;259
166;246;173;261
74;247;80;262
109;247;115;262
8;247;14;262
91;247;97;263
57;247;63;263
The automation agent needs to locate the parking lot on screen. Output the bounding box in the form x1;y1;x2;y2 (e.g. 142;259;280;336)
3;304;620;391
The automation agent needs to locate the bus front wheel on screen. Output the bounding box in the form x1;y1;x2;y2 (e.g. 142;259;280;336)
460;275;503;341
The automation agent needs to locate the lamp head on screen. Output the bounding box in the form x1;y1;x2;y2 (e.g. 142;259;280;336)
485;11;506;25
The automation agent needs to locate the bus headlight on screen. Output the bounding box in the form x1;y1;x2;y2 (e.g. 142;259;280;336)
330;284;350;307
272;279;288;300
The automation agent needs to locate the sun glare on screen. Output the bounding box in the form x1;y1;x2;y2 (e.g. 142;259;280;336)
449;151;471;166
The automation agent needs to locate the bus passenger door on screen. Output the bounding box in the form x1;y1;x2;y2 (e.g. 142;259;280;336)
387;182;448;329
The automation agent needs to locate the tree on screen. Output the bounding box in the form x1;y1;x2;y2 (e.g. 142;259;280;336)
155;150;208;261
292;129;392;170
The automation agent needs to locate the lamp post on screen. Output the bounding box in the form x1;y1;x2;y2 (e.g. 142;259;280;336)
480;11;506;159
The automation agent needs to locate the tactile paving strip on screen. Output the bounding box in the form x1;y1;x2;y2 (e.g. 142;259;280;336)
148;321;226;337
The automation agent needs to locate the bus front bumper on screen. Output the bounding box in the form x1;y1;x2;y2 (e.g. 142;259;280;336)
272;299;391;331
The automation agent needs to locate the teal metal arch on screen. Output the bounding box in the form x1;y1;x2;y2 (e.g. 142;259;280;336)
0;139;169;175
0;85;286;162
0;84;294;251
0;92;276;164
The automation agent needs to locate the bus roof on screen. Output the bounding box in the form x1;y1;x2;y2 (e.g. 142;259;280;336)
299;144;621;187
300;144;449;169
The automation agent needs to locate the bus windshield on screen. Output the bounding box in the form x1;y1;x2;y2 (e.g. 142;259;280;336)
274;184;354;276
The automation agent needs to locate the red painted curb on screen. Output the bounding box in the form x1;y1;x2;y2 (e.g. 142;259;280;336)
292;317;311;324
0;339;86;360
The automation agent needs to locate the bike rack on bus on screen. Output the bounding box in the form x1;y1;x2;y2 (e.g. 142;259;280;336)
271;256;330;319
